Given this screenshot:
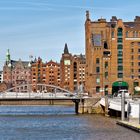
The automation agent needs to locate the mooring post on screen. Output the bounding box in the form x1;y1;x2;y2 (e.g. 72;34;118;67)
75;100;79;114
82;99;84;114
121;91;125;121
127;101;130;121
105;96;109;117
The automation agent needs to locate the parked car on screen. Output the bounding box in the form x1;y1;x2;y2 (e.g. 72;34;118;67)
117;89;130;97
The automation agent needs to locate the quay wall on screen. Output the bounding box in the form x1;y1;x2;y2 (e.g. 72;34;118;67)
79;97;104;114
0;99;74;106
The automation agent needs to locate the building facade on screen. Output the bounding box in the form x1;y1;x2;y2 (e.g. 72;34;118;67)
3;50;32;91
60;44;73;91
31;57;60;91
60;44;86;92
46;60;60;86
85;11;140;96
0;71;3;83
31;57;46;88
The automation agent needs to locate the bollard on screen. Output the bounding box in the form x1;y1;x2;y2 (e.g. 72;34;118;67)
121;91;125;121
127;101;130;121
105;96;109;117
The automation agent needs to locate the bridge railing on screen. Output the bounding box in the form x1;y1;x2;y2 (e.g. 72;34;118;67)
0;91;81;99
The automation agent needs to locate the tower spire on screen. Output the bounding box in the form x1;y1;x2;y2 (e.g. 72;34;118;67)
6;49;11;63
64;43;69;54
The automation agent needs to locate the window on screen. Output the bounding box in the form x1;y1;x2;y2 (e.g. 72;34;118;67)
131;56;134;60
131;49;134;53
104;42;108;49
117;45;123;49
118;66;123;71
117;28;123;36
96;58;100;64
96;77;100;84
126;31;129;37
138;55;140;60
105;62;108;68
138;62;140;66
131;69;134;73
131;62;134;66
134;81;139;87
112;31;114;38
139;69;140;72
136;32;138;37
117;38;123;43
138;49;140;53
96;67;100;73
118;51;123;57
131;42;134;47
118;58;123;63
133;31;135;37
118;73;123;78
133;31;138;38
104;85;108;95
105;72;108;79
96;86;100;93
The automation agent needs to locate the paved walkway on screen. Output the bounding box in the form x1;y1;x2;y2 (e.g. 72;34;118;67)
116;119;140;132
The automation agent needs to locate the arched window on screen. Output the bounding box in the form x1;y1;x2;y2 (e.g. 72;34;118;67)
133;31;137;37
104;41;108;49
111;31;114;38
136;31;138;37
126;31;129;37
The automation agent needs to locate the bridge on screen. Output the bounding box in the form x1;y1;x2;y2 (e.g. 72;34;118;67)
0;84;86;114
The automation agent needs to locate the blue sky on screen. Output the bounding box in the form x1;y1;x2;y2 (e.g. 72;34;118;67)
0;0;140;70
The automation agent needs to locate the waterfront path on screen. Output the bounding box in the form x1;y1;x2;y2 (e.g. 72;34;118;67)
117;119;140;132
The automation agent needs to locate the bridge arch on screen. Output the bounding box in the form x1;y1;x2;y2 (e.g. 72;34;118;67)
3;84;73;95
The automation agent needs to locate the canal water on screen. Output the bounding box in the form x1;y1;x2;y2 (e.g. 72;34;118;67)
0;105;139;140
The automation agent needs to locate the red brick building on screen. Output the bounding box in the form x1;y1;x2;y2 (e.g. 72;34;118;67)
46;60;60;86
60;44;86;92
3;50;32;91
85;11;140;96
31;57;60;91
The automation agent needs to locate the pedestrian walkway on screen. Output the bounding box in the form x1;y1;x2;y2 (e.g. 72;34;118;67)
116;119;140;133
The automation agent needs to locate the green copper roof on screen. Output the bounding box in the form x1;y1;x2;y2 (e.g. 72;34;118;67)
6;49;10;62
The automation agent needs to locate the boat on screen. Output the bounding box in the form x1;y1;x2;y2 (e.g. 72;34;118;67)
100;91;140;118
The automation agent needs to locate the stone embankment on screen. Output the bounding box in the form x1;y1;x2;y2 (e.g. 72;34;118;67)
79;97;104;114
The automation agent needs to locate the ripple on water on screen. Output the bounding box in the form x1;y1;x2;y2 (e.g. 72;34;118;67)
0;106;139;140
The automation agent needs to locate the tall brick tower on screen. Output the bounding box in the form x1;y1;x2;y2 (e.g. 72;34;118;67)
60;43;72;91
85;11;140;96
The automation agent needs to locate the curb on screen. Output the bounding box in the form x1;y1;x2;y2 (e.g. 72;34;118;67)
116;120;140;133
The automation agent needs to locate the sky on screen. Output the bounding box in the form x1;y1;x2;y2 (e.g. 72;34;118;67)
0;0;140;70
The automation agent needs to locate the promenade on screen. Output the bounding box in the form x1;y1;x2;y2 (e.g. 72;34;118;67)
117;119;140;133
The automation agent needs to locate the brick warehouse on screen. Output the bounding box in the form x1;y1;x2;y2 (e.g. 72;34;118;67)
85;11;140;96
31;58;60;91
60;44;86;92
